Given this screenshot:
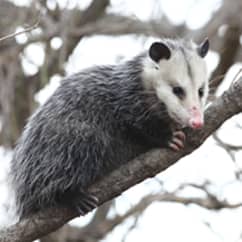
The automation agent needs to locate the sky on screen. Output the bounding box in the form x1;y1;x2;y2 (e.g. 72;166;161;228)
1;0;242;241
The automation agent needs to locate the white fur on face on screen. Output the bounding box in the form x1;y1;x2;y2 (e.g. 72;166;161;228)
142;45;208;127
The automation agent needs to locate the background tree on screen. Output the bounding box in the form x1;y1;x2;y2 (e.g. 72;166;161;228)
0;0;242;241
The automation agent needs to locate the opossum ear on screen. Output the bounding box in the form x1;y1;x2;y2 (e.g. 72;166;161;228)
149;42;171;62
197;38;209;58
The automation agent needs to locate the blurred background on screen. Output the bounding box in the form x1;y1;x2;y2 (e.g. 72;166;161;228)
0;0;242;241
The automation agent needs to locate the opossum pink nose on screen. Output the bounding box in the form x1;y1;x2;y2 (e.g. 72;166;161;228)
189;106;204;129
189;118;204;129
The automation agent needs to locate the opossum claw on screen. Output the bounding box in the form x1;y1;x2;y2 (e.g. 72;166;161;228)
168;131;186;151
74;192;99;216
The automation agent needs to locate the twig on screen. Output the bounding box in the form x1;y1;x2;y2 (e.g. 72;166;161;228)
0;15;41;42
232;68;242;85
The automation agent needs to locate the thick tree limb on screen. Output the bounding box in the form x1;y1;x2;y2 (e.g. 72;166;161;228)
0;76;242;241
40;202;113;242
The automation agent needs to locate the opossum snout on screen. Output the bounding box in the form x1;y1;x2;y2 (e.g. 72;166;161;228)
189;118;204;129
188;106;204;129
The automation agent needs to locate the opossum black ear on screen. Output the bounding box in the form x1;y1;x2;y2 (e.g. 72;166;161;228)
197;38;209;58
149;42;171;62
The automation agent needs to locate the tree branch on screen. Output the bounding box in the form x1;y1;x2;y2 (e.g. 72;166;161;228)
0;77;242;241
40;201;113;242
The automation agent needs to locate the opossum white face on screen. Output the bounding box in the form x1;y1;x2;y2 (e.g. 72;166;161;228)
142;39;209;129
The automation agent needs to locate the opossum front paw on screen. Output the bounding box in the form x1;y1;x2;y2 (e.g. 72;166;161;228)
168;130;186;151
74;193;99;216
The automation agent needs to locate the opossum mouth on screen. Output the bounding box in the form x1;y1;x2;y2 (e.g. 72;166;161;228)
173;120;187;129
169;112;188;129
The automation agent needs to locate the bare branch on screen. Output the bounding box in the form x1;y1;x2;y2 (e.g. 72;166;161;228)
79;0;110;25
0;14;40;42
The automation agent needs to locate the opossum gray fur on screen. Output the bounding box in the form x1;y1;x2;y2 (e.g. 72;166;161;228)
10;38;209;219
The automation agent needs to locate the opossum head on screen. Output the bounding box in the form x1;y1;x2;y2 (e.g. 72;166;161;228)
142;38;209;129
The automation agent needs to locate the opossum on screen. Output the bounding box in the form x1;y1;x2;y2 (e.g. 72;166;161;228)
10;38;209;219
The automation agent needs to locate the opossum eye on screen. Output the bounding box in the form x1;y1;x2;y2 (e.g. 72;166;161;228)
198;87;204;98
172;86;185;99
